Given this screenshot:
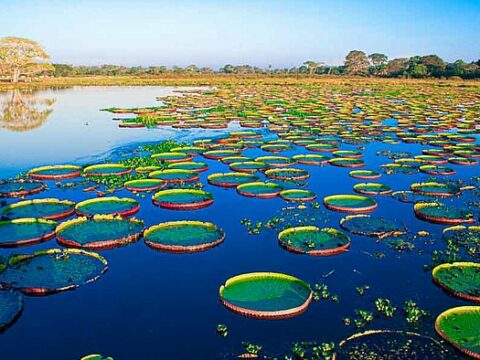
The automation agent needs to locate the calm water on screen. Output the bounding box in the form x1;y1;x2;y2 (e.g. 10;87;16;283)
0;87;477;359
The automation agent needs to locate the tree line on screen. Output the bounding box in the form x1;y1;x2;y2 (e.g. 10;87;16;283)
51;51;480;79
1;37;480;82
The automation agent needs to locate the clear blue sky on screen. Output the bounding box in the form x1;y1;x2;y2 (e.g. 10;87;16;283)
1;0;479;68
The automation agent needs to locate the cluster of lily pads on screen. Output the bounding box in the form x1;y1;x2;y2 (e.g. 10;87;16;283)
2;81;480;359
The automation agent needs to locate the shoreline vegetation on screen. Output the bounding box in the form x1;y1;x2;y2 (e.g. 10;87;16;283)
1;74;479;92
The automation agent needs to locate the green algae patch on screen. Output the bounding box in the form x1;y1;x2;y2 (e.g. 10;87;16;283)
144;220;225;253
219;272;312;319
56;215;144;250
278;226;350;255
0;248;108;295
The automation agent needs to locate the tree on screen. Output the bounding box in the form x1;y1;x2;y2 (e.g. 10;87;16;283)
220;64;235;74
386;58;408;77
344;50;370;76
410;63;428;78
303;61;323;75
368;53;388;75
0;37;53;82
421;55;445;76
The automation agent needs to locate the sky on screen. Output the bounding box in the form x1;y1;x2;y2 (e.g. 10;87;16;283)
1;0;479;69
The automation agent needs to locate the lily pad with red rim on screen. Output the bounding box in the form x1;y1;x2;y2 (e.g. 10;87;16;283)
278;226;350;255
0;218;56;248
152;189;214;210
75;197;140;217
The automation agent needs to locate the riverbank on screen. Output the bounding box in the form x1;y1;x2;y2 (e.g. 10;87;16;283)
1;75;479;92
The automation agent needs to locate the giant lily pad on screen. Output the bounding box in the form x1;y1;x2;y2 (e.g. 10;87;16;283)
340;215;405;237
1;198;75;220
219;272;312;319
236;182;283;198
432;262;480;302
324;194;377;213
83;163;131;177
144;220;225;252
0;180;46;198
75;197;140;217
56;215;144;249
0;249;108;295
28;165;82;180
278;226;350;255
152;189;214;210
435;306;480;359
0;289;23;333
208;172;259;188
0;218;56;247
414;202;475;225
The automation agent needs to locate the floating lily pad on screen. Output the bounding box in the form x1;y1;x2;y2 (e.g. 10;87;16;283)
229;161;267;173
340;215;405;237
1;198;75;220
411;182;460;197
167;161;208;172
306;143;339;152
279;189;317;202
148;169;199;183
151;152;193;163
278;226;350;255
208;172;259;188
0;289;23;333
0;248;108;295
152;189;214;210
0;180;46;198
349;170;381;180
435;306;480;359
83;164;132;177
353;183;392;195
221;156;253;164
414;202;475;225
265;168;309;181
448;157;478;166
324;194;377;213
28;165;82;180
432;262;480;302
292;154;330;165
443;226;480;252
391;190;430;204
236;182;283;198
329;158;365;168
203;149;240;160
335;330;455;360
255;156;296;167
124;179;166;192
56;215;144;249
0;218;56;247
219;272;312;319
144;220;225;252
419;165;455;176
75;197;140;217
333;150;363;158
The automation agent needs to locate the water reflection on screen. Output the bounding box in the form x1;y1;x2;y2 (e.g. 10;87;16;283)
0;90;55;132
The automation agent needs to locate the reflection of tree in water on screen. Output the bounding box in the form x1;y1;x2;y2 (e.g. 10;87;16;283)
0;90;55;131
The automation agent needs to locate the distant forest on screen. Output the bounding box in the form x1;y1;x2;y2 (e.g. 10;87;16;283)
53;51;480;79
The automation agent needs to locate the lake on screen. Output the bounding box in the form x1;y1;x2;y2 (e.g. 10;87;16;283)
0;85;478;359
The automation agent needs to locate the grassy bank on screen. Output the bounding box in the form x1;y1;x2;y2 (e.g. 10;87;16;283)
1;75;479;92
